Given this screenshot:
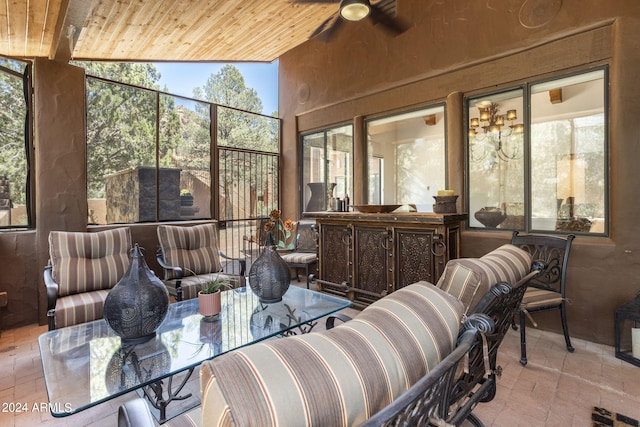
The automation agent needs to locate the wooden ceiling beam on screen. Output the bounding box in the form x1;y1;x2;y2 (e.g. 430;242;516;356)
49;0;93;62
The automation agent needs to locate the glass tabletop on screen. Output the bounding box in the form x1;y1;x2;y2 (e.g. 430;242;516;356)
38;286;351;417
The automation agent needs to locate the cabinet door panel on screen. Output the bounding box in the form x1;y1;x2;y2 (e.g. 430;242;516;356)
395;228;436;288
353;226;390;304
319;224;351;285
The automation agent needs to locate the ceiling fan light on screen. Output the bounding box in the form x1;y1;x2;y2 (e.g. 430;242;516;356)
340;0;370;21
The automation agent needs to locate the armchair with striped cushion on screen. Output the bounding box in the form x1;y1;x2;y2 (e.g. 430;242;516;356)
44;227;132;330
156;222;246;301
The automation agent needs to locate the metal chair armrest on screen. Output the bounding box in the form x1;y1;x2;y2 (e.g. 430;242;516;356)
156;249;184;300
219;250;247;276
118;398;155;427
156;251;183;280
325;312;354;330
43;264;58;312
43;264;59;330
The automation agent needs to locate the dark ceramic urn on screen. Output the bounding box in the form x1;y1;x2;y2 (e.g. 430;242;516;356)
104;243;169;344
248;234;291;303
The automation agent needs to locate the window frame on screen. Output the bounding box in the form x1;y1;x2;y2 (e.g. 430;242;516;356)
299;123;354;216
0;60;34;231
85;74;282;225
364;104;449;209
465;65;609;236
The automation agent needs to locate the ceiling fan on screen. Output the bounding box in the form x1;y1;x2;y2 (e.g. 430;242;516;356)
294;0;408;41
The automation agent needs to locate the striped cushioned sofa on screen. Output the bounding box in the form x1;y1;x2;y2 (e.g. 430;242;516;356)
199;282;464;426
119;282;466;427
44;227;132;330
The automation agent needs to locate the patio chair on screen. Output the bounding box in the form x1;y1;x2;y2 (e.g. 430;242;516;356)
511;230;575;366
241;217;270;258
156;223;246;301
44;227;132;330
279;220;318;289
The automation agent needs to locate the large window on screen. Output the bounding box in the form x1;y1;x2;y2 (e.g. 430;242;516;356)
468;90;525;228
0;59;31;229
366;106;446;211
467;68;607;234
301;125;353;213
86;77;280;225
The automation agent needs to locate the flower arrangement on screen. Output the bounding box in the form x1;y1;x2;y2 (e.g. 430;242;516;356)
264;209;296;250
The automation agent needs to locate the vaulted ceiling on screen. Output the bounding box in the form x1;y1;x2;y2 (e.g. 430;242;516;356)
0;0;353;63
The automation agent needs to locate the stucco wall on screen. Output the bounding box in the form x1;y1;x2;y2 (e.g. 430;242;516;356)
278;1;640;345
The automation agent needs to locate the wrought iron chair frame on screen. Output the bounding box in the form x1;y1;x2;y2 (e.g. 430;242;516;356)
510;230;575;366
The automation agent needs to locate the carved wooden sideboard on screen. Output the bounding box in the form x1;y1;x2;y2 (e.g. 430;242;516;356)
309;212;467;307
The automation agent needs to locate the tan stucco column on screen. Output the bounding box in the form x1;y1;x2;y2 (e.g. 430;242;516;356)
446;91;465;213
34;59;87;325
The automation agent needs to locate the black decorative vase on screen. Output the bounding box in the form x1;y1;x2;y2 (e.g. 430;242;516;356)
248;234;291;303
104;243;169;344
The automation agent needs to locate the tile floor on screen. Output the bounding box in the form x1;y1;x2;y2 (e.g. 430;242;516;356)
471;326;640;426
1;311;640;426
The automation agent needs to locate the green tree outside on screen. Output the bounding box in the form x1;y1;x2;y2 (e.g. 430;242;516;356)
0;59;29;226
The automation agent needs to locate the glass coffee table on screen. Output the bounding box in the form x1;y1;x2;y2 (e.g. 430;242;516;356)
38;286;351;423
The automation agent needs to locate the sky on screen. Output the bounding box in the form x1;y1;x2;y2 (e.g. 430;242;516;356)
153;61;279;115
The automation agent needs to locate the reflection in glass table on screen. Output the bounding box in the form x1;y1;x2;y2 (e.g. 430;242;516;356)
38;285;351;422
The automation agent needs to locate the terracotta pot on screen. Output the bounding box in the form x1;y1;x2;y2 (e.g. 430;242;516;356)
198;290;221;317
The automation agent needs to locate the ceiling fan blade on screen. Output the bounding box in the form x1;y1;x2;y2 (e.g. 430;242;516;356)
368;1;409;36
310;13;344;42
292;0;339;3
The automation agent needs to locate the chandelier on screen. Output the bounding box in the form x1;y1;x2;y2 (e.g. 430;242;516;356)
469;101;524;162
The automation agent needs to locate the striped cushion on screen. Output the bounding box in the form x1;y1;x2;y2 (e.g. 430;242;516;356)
436;244;532;313
199;282;464;426
157;224;222;280
49;227;132;297
280;251;317;265
521;288;563;310
54;289;111;329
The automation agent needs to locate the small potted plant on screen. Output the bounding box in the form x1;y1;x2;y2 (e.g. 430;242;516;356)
180;189;194;207
198;275;231;317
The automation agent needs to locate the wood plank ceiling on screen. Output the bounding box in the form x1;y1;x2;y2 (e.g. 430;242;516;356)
0;0;343;63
